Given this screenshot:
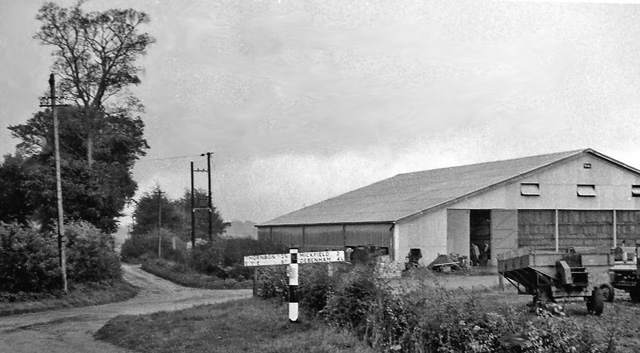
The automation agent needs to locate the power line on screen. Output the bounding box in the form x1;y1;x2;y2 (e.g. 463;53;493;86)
136;154;202;163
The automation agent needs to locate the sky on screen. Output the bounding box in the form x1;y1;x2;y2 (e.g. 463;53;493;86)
1;0;640;228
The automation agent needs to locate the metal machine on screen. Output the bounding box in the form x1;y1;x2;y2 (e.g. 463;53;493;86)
498;249;614;315
607;246;640;302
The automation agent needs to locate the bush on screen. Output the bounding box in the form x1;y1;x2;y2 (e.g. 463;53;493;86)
321;265;380;333
65;222;121;283
0;221;124;294
0;223;60;292
120;228;186;263
298;264;338;317
254;265;289;302
188;241;224;275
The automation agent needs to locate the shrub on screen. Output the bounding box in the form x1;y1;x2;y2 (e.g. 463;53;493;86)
0;223;60;292
65;221;121;283
0;221;124;294
298;264;337;317
322;265;379;333
120;228;186;263
188;241;224;275
254;265;289;302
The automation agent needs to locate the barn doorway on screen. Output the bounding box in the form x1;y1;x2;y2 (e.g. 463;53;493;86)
470;210;491;267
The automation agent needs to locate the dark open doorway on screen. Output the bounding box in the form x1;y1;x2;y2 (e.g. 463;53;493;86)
470;210;491;267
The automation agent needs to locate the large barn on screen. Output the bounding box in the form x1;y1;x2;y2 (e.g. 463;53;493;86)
256;149;640;267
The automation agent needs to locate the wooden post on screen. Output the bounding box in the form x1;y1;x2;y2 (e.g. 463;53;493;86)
253;267;258;297
555;209;559;252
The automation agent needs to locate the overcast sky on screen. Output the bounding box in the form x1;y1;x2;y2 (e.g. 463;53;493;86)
2;0;640;226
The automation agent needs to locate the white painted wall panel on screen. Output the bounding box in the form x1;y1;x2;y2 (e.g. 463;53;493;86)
397;209;447;266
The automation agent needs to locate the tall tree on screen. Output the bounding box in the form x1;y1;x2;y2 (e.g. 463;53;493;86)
175;189;227;240
6;105;147;233
130;188;226;241
34;2;154;165
130;187;182;237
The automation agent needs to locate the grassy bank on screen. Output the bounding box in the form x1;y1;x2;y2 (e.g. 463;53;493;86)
0;280;138;317
141;259;253;290
95;298;374;353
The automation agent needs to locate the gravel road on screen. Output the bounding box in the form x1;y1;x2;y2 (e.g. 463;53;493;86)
0;264;252;353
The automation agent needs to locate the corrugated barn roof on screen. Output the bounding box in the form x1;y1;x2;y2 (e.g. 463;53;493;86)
259;149;603;226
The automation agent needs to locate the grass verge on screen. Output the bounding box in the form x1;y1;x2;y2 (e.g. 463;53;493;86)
95;297;374;353
0;280;138;317
141;259;253;290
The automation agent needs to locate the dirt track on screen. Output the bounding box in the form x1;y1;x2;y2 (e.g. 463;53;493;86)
0;264;252;353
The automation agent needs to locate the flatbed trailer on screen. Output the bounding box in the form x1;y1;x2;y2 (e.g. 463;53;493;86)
498;249;614;315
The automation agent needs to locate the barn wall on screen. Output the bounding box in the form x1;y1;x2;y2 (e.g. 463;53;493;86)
396;209;447;266
257;223;392;253
616;211;640;246
453;154;640;210
344;224;392;248
517;210;556;249
446;209;470;258
558;210;613;248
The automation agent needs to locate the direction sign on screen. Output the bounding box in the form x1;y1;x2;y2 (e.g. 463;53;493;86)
244;253;290;267
244;250;345;267
298;251;345;264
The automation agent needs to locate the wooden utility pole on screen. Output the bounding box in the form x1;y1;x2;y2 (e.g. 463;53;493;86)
40;74;68;293
201;152;214;241
190;161;196;249
155;189;165;259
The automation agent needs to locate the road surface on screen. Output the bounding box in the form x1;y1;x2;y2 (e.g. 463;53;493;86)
0;264;252;353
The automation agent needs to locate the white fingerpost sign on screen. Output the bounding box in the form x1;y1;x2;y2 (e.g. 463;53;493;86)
244;248;345;322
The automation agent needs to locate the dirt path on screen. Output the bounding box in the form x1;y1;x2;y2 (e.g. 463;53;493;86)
0;264;252;353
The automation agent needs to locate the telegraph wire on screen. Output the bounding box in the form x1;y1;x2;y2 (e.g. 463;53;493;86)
135;154;203;163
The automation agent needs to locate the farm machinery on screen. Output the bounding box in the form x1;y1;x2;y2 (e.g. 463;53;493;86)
606;246;640;302
498;249;614;315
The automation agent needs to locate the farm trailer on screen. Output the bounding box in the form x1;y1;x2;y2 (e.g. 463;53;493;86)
498;249;614;315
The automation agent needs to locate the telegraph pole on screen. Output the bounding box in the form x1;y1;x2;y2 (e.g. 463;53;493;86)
200;152;214;241
39;73;68;294
190;161;195;249
155;189;165;259
191;152;214;244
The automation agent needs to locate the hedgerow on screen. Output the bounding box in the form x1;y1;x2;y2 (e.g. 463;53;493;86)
256;263;618;353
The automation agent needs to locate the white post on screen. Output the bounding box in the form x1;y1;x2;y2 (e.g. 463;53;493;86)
289;248;299;322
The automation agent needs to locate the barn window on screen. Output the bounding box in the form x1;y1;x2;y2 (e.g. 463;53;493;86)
632;185;640;197
577;184;596;197
520;183;540;196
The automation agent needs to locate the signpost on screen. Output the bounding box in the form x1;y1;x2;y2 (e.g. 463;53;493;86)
244;249;345;322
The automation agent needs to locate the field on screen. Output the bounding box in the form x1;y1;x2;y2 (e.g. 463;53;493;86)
95;271;640;353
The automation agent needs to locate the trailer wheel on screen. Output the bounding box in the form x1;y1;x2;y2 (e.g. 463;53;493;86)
630;288;640;302
587;287;604;315
599;283;614;302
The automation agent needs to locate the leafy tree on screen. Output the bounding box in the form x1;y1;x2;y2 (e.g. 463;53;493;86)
130;187;182;237
34;2;155;165
0;154;31;225
130;188;226;241
174;189;227;241
5;106;145;233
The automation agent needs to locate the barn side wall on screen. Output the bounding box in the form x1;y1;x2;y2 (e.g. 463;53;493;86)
396;209;448;267
257;223;393;254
